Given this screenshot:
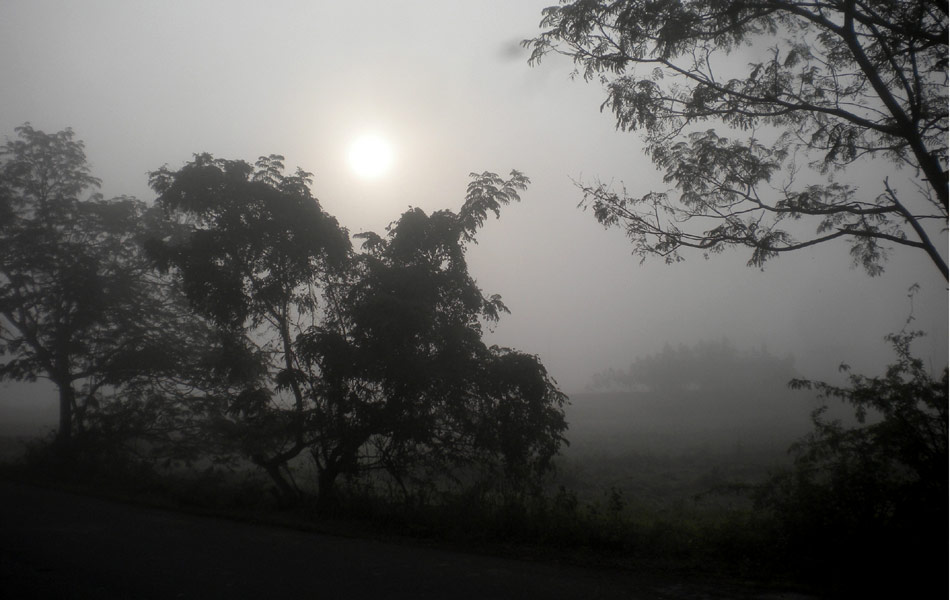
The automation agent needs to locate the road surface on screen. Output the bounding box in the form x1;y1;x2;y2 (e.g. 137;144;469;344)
0;480;802;599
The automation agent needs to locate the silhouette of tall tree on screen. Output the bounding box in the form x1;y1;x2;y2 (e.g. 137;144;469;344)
147;153;351;498
298;172;568;505
0;125;190;447
149;162;567;504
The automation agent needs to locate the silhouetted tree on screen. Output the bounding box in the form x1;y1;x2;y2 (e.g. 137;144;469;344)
298;172;568;505
149;163;567;505
756;331;947;595
147;153;351;499
80;304;271;470
0;125;193;449
526;0;947;279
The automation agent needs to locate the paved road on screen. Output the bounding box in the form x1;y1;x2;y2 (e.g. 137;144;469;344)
0;480;802;599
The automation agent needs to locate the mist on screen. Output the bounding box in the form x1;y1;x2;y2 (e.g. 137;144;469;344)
1;2;946;598
1;1;945;404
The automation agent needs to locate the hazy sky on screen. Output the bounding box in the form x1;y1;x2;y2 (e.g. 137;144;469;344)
1;0;946;413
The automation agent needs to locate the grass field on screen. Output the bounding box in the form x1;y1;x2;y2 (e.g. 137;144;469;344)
557;390;817;507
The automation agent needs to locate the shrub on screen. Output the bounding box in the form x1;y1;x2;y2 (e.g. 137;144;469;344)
756;331;947;596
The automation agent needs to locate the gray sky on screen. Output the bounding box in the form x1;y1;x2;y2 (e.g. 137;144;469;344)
1;0;946;416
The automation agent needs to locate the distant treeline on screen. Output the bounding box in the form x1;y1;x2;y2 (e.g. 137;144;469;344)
589;339;797;393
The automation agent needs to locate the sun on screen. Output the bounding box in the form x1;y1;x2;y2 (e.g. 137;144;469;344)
347;133;394;179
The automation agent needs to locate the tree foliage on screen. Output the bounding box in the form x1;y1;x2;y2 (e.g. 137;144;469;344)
756;330;947;594
526;0;948;279
149;161;566;504
299;171;567;504
147;153;352;498
148;154;351;329
0;125;202;447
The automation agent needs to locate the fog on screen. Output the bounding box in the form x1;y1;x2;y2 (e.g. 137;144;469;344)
1;0;946;423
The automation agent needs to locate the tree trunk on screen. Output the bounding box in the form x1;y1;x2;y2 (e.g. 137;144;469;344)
317;465;341;511
56;384;74;446
255;457;298;506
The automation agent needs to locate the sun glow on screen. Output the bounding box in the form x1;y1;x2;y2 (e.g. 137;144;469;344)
347;133;394;179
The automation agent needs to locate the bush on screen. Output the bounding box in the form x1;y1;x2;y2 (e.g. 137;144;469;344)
756;331;947;597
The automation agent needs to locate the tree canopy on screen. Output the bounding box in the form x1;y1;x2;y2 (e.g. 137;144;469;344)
299;173;567;502
757;330;947;595
0;125;195;446
526;0;948;280
148;154;351;329
148;160;567;504
146;153;353;498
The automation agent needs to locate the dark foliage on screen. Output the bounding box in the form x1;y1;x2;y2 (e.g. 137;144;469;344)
298;171;567;505
0;125;222;453
147;153;352;500
147;159;567;506
527;0;948;279
756;331;947;596
148;153;351;328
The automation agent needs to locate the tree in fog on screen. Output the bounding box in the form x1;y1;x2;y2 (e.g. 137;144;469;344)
151;162;568;504
526;0;948;279
0;125;187;447
756;330;947;595
526;5;948;589
147;153;351;498
297;172;568;505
